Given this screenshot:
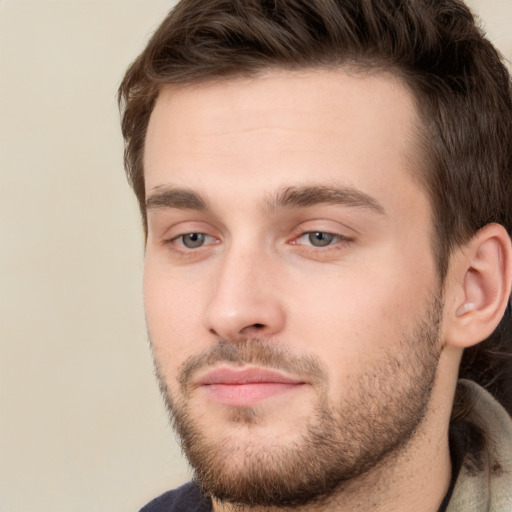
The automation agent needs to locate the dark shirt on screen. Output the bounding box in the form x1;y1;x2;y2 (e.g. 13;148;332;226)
139;481;210;512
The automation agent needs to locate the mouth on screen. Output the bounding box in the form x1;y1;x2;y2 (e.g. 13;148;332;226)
196;366;307;407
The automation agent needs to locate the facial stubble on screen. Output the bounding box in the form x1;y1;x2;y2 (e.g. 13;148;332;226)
153;294;443;509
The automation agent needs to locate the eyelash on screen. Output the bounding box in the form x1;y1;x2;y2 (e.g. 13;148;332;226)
164;230;352;253
292;231;352;248
165;233;217;250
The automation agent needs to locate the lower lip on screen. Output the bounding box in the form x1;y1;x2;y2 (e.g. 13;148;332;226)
203;382;304;407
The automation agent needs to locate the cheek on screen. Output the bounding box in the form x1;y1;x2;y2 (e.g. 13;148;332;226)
285;251;436;366
143;258;207;381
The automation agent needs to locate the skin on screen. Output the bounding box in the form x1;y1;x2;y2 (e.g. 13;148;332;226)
143;69;461;511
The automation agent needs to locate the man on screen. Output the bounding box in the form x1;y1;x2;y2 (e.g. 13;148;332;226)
118;0;512;510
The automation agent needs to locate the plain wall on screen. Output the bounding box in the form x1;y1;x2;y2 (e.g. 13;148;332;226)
0;1;510;511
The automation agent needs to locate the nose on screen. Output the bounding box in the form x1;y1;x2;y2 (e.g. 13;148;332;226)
203;247;286;341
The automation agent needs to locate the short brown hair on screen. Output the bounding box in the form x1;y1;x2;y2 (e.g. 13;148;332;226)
118;0;512;408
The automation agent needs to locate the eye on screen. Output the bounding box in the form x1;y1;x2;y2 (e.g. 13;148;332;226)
305;232;336;247
296;231;346;247
177;233;209;249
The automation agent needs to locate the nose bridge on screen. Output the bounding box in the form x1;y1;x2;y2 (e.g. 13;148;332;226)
204;240;285;340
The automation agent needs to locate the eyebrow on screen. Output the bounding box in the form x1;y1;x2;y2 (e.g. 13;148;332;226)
146;186;207;211
146;184;385;215
264;185;386;215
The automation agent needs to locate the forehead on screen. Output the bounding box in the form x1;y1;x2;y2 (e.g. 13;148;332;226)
144;68;424;210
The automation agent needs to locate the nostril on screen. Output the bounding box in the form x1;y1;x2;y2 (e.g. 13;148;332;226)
252;323;265;329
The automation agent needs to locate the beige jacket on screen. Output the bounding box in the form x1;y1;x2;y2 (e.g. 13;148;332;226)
447;380;512;511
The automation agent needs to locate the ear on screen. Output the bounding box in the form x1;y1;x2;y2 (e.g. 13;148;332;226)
444;223;512;349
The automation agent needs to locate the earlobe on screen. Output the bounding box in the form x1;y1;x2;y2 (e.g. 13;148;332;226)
445;223;512;349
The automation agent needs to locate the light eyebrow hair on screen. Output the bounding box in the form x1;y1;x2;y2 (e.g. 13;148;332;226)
264;185;386;214
146;186;207;211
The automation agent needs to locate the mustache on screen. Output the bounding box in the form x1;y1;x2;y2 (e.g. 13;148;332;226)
178;339;328;393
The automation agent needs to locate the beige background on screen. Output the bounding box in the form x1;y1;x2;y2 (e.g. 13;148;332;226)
0;1;510;511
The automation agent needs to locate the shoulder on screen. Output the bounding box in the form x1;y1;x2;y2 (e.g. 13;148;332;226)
447;380;512;511
139;481;211;512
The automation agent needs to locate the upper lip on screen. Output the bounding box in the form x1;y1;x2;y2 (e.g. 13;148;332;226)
196;366;305;386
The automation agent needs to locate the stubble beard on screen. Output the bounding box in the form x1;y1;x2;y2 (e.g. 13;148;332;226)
153;294;443;510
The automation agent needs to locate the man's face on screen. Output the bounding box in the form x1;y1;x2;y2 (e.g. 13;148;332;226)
143;70;444;507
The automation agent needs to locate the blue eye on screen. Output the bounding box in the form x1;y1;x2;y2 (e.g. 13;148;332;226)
306;232;336;247
180;233;207;248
